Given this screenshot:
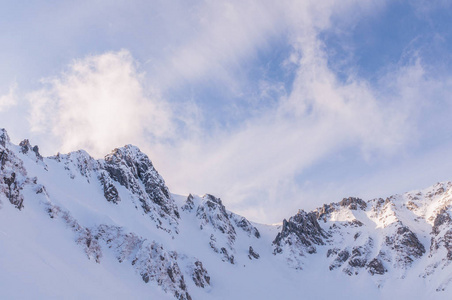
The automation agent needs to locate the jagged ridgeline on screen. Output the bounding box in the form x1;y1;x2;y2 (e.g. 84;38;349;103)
1;128;452;299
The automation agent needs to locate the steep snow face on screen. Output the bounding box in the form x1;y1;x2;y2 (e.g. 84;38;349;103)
2;128;452;299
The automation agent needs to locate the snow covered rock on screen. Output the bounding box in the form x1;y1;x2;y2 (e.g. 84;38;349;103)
0;132;31;210
182;193;260;265
103;145;180;234
273;210;328;255
194;194;237;263
230;213;261;238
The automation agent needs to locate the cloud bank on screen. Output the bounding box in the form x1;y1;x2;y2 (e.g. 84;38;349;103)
17;0;452;223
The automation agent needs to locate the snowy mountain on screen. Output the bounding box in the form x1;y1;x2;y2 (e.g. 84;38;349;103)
1;128;452;299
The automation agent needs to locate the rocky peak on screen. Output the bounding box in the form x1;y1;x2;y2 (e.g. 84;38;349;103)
102;145;179;233
338;197;367;210
19;139;42;159
204;194;223;206
196;195;231;229
182;194;195;212
273;210;328;256
104;145;169;199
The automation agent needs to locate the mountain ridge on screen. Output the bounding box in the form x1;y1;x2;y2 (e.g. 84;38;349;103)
1;128;452;299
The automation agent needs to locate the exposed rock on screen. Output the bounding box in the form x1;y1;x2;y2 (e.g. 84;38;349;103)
182;194;195;212
0;149;8;169
339;197;367;210
431;208;452;261
130;242;191;300
329;249;350;270
104;146;178;215
348;220;364;227
189;260;210;288
46;205;193;300
103;145;179;233
3;172;24;210
432;208;452;235
385;224;425;267
51;150;99;180
196;194;237;263
99;171;120;204
19;139;32;154
0;128;10;147
220;247;235;264
338;238;374;276
5;128;452;299
327;248;340;258
94;225;195;300
273;210;328;255
367;258;387;275
348;257;367;268
248;246;260;260
0;138;29;210
19;139;43;160
230;213;260;238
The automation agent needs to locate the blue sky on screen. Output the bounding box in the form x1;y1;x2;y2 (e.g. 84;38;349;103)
1;0;452;223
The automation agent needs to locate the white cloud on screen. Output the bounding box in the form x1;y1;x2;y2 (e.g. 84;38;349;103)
0;82;18;112
28;50;174;157
147;0;287;93
21;0;452;224
147;0;451;223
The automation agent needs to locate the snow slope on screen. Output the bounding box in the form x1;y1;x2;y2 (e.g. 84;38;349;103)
1;128;452;299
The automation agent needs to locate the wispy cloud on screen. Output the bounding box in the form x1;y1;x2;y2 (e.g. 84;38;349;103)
18;0;452;223
0;82;18;112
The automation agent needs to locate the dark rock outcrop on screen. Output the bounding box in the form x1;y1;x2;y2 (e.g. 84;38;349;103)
19;139;43;160
0;132;28;210
103;145;179;232
99;171;120;204
0;128;10;147
3;172;24;210
230;213;260;238
339;197;367;210
431;207;452;260
189;260;210;288
182;194;195;212
385;224;425;267
367;258;387;275
273;210;328;255
248;246;260;260
195;194;237;263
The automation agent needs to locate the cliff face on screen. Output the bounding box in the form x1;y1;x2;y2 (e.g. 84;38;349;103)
2;128;452;299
